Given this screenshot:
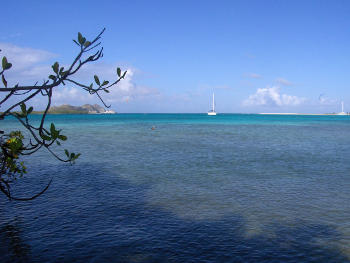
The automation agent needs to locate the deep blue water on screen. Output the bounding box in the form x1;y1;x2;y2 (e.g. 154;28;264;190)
1;114;350;262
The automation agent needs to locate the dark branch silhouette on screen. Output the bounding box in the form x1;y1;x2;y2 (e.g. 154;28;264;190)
0;29;126;201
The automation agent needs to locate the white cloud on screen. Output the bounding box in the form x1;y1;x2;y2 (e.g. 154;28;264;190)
59;61;160;103
54;87;79;100
0;43;55;68
243;86;306;107
0;42;160;109
51;67;160;107
0;42;56;84
105;68;160;104
275;78;293;86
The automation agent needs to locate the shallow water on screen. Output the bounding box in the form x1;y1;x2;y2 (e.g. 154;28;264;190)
1;114;350;262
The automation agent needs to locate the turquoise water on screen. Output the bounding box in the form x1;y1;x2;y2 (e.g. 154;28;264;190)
1;114;350;262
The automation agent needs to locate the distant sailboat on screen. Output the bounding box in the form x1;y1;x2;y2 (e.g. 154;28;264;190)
208;93;217;115
338;101;347;115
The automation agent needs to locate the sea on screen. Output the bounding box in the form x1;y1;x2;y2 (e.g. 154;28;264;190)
0;113;349;263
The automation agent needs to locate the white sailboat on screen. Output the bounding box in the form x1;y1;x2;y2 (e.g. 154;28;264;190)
338;101;347;115
208;93;217;115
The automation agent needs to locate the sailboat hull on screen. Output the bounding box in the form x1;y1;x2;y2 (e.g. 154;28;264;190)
208;93;217;115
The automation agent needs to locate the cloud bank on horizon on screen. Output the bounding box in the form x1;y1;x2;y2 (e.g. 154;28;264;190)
0;42;161;111
52;67;160;106
243;86;306;107
0;41;341;113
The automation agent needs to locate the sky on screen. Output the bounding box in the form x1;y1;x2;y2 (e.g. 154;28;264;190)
1;0;350;113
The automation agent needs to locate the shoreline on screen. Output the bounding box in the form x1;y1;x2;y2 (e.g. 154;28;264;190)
259;113;349;116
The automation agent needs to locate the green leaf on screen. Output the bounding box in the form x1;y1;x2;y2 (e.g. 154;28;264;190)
40;133;51;141
56;141;61;146
78;32;85;45
64;149;69;157
51;125;59;139
94;75;100;86
70;152;81;163
104;89;110;93
102;80;109;86
117;67;121;77
2;57;7;69
50;123;56;134
60;71;68;77
4;62;12;70
49;75;57;81
20;103;26;114
84;41;91;47
58;135;67;141
2;74;7;88
27;106;33;115
2;57;9;69
52;62;59;74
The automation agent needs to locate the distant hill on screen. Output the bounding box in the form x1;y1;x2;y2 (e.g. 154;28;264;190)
44;104;115;114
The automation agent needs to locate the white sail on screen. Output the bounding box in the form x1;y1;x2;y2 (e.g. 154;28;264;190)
208;93;217;115
338;101;347;115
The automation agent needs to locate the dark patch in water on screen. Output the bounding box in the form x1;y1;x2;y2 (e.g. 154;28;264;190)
0;163;348;263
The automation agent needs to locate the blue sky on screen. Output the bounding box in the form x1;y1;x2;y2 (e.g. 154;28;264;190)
1;0;350;113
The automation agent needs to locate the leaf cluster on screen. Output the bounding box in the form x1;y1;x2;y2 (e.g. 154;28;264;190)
0;29;125;200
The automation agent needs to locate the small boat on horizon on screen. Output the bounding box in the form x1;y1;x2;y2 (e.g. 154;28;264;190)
337;101;347;115
208;93;217;116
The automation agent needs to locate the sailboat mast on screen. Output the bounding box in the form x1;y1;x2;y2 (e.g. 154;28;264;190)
207;93;217;115
212;93;215;112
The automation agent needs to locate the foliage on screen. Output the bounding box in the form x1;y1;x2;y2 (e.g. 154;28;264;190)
0;29;126;200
